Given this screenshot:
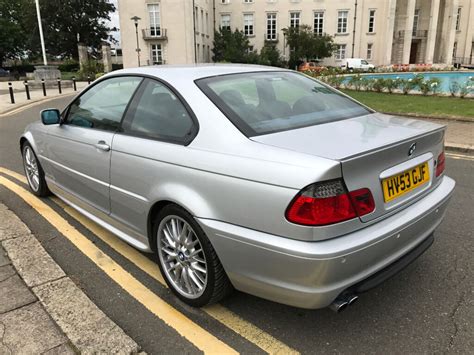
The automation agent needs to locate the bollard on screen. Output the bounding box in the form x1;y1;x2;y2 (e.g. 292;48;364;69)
87;76;91;85
72;76;77;91
24;80;31;100
41;79;47;96
8;82;15;104
57;78;62;94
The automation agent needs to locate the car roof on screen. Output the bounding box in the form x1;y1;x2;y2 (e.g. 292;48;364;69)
108;63;287;83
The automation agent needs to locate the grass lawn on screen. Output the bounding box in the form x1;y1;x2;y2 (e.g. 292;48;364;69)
341;90;474;120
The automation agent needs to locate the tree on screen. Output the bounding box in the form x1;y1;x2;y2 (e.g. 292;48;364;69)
258;43;285;67
0;0;34;64
35;0;117;59
282;25;335;69
212;28;253;63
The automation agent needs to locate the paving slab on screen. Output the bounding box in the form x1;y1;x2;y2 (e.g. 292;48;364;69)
2;234;65;287
0;204;31;241
0;264;15;282
0;267;36;314
41;342;76;355
33;277;140;354
0;247;9;267
0;302;68;354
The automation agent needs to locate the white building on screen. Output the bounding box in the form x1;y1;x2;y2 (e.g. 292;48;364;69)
118;0;474;68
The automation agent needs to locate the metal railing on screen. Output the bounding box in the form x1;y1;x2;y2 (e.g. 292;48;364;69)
142;28;168;40
397;30;428;38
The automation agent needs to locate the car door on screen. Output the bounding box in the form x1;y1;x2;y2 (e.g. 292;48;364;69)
109;78;198;236
44;76;143;214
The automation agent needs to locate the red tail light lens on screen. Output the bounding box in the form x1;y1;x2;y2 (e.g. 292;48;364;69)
286;180;375;226
436;152;445;177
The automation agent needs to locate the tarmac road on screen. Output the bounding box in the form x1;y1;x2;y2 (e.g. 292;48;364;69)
0;96;473;354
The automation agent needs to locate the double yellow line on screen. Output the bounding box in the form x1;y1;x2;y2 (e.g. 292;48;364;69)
0;167;297;354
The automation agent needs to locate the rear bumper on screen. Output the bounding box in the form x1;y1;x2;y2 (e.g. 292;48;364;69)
197;175;455;309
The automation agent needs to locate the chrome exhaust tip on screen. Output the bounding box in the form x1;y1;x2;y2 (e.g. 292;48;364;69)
347;294;359;306
329;299;349;313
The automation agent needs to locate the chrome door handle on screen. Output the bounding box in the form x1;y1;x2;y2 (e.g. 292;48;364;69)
94;141;110;151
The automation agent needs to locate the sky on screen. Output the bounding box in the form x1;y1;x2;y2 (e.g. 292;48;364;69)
108;0;121;47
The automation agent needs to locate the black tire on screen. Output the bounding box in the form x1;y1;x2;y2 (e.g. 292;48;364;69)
153;204;233;307
22;142;50;197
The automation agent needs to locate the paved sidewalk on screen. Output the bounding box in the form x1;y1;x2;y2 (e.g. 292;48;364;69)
417;117;474;153
0;81;89;115
0;203;140;354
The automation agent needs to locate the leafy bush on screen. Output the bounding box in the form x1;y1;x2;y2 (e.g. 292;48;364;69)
372;78;386;92
399;78;417;94
459;82;473;98
58;59;79;72
419;78;441;96
348;74;363;91
449;80;460;97
77;60;103;80
361;77;374;91
384;78;398;94
324;75;345;89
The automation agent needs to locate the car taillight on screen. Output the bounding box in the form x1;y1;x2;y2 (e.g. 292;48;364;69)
286;180;375;226
436;151;445;177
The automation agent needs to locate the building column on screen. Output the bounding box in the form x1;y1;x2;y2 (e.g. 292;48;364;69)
402;0;416;64
425;0;440;64
443;0;459;64
383;0;397;65
102;43;112;73
462;0;474;63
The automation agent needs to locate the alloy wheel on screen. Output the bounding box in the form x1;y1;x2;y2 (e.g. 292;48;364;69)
157;215;208;299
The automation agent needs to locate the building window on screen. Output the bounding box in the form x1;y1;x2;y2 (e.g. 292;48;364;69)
367;43;373;59
244;0;253;3
244;13;254;36
220;14;231;30
452;42;457;61
201;10;204;33
206;12;209;34
221;0;229;4
147;4;161;36
313;11;324;35
412;9;420;35
266;13;277;40
368;9;375;33
248;45;254;53
290;12;300;28
456;7;461;31
195;6;199;33
335;44;346;60
337;11;348;34
150;44;163;64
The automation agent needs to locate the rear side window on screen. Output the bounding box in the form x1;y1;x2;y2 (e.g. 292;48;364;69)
67;76;142;131
196;71;371;136
122;79;196;144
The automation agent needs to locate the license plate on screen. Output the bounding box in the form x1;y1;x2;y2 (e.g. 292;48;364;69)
382;162;430;203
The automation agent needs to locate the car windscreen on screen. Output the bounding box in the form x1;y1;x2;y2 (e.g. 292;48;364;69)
195;71;371;136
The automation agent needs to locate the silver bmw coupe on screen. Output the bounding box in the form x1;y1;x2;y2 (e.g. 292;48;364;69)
21;65;455;312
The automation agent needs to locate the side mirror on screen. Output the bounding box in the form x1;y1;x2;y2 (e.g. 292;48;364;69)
41;109;61;125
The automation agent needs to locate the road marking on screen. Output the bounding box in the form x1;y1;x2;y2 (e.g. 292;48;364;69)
0;92;77;118
1;167;298;354
52;197;298;355
0;175;237;354
446;152;474;161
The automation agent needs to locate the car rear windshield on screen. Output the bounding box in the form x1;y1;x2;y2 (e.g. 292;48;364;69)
196;71;371;136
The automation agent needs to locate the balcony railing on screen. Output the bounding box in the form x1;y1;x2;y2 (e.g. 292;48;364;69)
264;33;279;42
142;28;168;40
397;30;428;38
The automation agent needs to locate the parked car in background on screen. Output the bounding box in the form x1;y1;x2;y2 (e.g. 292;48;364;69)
344;58;375;71
0;68;10;77
21;64;455;312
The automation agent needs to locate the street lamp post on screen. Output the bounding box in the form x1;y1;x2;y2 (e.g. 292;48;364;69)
131;16;141;67
35;0;47;66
